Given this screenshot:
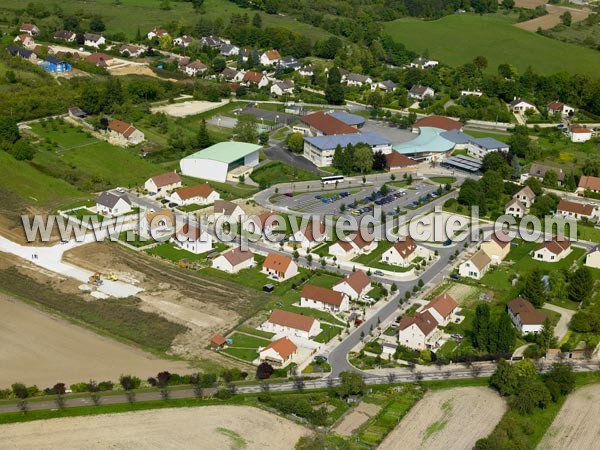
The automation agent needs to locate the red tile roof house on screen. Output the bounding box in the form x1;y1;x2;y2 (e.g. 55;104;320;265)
556;199;597;221
300;285;350;313
296;111;360;137
107;119;145;144
242;70;269;88
169;183;220;206
420;293;459;326
260;49;281;66
85;52;113;67
144;171;182;196
172;222;213;255
381;236;429;267
291;222;328;249
183;60;208;77
412;115;462;133
385;153;419;172
577;175;600;196
242;211;282;236
210;334;227;349
328;232;377;259
398;310;440;351
258;337;297;367
333;270;372;300
213;200;245;222
262;253;298;282
20;23;40;35
261;309;321;340
211;246;254;273
533;237;571;263
508;297;550;334
13;34;35;49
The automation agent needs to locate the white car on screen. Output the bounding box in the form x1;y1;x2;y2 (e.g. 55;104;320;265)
116;187;126;194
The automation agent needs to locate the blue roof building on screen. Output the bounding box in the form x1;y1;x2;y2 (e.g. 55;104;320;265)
328;111;366;128
42;56;72;73
304;132;392;167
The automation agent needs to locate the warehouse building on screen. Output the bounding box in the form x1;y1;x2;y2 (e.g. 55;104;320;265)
303;132;392;167
180;142;262;183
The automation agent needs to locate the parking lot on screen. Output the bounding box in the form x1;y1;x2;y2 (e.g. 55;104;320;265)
272;180;442;220
361;120;415;144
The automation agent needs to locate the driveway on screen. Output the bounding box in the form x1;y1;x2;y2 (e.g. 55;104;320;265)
264;140;325;175
544;303;576;341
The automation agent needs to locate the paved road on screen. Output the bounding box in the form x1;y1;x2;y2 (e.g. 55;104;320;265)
544;303;576;342
263;139;326;175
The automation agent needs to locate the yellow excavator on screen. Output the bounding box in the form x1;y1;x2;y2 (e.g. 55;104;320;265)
107;272;118;281
88;272;103;286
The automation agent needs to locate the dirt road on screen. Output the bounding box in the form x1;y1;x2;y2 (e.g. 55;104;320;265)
537;385;600;449
0;406;310;450
378;387;507;450
0;294;190;387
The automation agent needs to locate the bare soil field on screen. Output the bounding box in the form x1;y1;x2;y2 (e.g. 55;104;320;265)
515;0;546;7
0;406;310;450
0;294;190;386
516;5;590;31
537;385;600;449
64;242;267;361
332;401;382;437
109;63;179;82
151;99;229;117
378;387;507;450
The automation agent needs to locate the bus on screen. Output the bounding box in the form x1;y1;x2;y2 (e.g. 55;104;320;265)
321;175;345;185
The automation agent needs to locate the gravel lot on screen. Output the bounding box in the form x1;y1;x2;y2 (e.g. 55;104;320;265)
0;406;310;450
151;100;229;118
378;387;507;450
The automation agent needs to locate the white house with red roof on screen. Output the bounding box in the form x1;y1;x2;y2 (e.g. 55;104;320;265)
258;337;297;367
261;309;321;340
147;28;170;40
547;101;574;117
243;211;281;236
172;223;212;254
398;310;440;351
533;237;571;263
144;171;182;196
260;49;281;66
420;293;458;326
262;253;298;281
480;230;512;264
108;119;145;144
577;176;600;196
242;70;269;88
381;236;429;267
333;270;372;300
212;246;254;273
569;126;593;143
292;222;327;249
556;199;597;221
169;183;220;206
20;23;40;36
13;34;35;49
300;285;349;313
184;60;208;77
328;233;377;259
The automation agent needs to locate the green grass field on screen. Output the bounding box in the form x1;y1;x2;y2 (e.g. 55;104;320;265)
250;161;319;187
384;14;600;76
0;0;332;41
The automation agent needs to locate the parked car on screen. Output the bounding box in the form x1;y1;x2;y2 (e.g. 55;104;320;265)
449;273;461;280
374;270;384;276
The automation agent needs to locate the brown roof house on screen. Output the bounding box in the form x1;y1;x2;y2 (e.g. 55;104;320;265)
385;153;418;172
300;285;349;313
262;253;298;282
533;237;571;263
13;34;35;49
421;294;459;326
210;334;227;349
520;164;565;186
292;222;327;249
577;176;600;196
333;270;372;301
328;232;377;259
144;171;182;196
243;211;282;236
381;236;430;268
297;111;360;137
213;200;245;222
260;49;281;66
398;310;440;351
556;199;597;221
412;115;462;132
508;297;549;334
85;52;113;67
408;85;435;101
140;209;175;240
169;183;220;206
458;249;491;280
242;70;269;88
172;222;213;255
259;337;297;367
261;309;321;340
20;23;40;36
107;119;145;145
211;246;254;273
480;230;513;264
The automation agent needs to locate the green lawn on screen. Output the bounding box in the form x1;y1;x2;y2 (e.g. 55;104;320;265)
429;177;456;185
313;323;343;343
384;13;600;76
227;332;271;349
250;161;319;187
220;347;259;362
146;242;213;263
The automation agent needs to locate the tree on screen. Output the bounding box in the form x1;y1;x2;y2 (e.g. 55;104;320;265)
481;152;511;179
325;67;345;105
561;11;572;26
524;176;543;196
8;139;34;161
119;375;141;391
252;12;262;28
354;144;374;173
11;383;29;399
191;0;204;13
196;118;210;149
259;132;269;145
490;359;519;396
522;268;546;307
0;117;19;144
508;126;531;158
336;371;366;398
211;56;226;73
89;15;106;32
568;267;593;303
256;362;274;380
5;70;16;84
538;318;555;352
368;90;383;111
233;115;258;143
473;56;488;71
493;312;516;353
472;303;490;352
543;169;558;187
502;0;515;8
372;150;387;171
286;132;304;153
295;434;327;450
510;378;551;414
